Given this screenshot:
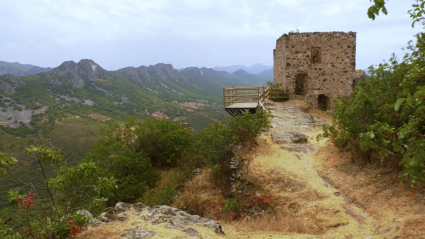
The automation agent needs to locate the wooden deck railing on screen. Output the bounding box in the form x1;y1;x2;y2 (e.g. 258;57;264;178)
223;86;271;108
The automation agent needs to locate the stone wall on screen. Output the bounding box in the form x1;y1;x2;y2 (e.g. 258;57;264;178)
273;32;356;109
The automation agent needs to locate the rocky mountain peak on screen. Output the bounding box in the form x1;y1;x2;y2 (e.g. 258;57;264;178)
2;74;25;86
49;59;110;88
78;59;103;73
117;65;153;83
181;67;218;78
56;60;79;72
77;59;106;81
147;63;179;80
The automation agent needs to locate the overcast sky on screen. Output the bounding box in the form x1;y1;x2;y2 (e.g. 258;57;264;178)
0;0;420;70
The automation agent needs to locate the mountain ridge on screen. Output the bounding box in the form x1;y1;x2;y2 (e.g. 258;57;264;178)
0;60;53;76
213;63;272;74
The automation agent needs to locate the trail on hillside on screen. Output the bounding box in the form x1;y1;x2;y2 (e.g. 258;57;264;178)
76;100;425;239
219;100;425;239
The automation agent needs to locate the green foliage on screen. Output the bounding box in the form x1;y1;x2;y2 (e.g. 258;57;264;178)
212;192;273;221
367;0;388;20
0;219;23;239
0;145;115;238
0;152;17;176
194;121;237;178
223;197;241;214
84;118;194;203
140;171;185;206
409;0;425;27
319;31;425;187
132;118;192;167
229;110;272;144
192;110;271;183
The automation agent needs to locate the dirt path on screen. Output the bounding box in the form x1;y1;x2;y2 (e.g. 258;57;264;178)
220;100;425;238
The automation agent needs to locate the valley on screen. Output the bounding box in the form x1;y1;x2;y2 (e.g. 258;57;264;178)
0;59;269;214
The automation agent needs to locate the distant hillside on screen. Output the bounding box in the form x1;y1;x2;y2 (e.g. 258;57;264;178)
213;63;272;74
0;58;271;211
0;60;53;76
232;69;269;86
257;68;273;82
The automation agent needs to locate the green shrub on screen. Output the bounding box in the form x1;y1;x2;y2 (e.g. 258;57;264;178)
0;146;115;238
133;118;192;167
229;110;272;145
318;33;425;187
140;171;185;206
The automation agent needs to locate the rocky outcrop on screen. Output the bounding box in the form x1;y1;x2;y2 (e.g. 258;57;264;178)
118;63;189;85
118;66;153;83
80;202;224;238
0;74;27;94
271;132;308;144
2;74;25;86
0;80;15;94
45;59;111;88
148;63;178;80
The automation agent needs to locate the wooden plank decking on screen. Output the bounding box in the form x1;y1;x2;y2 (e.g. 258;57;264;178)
223;86;268;117
225;102;258;109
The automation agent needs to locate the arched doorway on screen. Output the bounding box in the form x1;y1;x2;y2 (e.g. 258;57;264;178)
318;94;330;111
295;73;307;95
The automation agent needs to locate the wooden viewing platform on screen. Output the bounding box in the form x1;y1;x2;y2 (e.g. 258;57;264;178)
223;86;270;117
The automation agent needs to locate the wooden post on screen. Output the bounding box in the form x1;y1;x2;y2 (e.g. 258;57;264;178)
223;88;225;107
257;87;259;105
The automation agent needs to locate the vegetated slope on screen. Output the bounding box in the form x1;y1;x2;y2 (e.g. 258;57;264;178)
231;69;269;86
170;100;425;238
0;59;267;211
0;60;53;77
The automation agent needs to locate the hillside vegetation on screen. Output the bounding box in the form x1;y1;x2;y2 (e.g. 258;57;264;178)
0;60;52;77
0;59;268;219
0;110;271;238
319;33;425;188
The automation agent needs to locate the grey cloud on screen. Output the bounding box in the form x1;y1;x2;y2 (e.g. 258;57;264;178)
0;0;421;70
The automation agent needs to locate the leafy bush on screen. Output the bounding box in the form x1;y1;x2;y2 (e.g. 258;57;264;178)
133;118;192;167
229;110;272;145
0;145;115;238
140;171;185;206
190;110;271;191
318;32;425;187
84;117;192;203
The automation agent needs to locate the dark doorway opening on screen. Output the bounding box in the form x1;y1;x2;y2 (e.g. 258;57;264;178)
295;73;307;95
318;94;330;111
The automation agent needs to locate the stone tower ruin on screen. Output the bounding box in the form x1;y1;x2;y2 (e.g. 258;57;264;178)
273;32;357;110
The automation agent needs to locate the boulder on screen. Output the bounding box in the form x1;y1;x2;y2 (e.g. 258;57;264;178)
87;202;224;237
272;132;308;144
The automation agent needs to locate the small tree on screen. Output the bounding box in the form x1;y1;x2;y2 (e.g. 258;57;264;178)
0;145;116;238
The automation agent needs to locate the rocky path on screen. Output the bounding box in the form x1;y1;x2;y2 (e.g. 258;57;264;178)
223;100;425;239
218;101;379;238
